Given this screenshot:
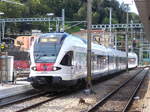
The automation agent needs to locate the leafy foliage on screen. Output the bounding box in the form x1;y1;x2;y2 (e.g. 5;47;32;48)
0;0;139;34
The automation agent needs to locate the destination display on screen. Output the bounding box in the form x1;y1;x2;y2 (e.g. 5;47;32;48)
40;38;58;43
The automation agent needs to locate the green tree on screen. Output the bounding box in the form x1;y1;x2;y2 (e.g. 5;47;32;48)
0;0;140;34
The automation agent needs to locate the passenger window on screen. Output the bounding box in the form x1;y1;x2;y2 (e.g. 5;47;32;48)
60;51;73;66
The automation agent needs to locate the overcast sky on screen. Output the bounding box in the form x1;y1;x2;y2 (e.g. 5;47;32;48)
117;0;139;14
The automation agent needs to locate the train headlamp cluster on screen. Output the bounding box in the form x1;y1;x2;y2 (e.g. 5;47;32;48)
31;66;37;71
31;66;61;71
52;66;61;71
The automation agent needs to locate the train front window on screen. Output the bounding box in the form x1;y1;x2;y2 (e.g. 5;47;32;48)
33;37;62;63
34;54;57;63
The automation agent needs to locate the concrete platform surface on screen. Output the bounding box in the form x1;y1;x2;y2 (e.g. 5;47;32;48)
142;71;150;112
129;69;150;112
0;81;33;99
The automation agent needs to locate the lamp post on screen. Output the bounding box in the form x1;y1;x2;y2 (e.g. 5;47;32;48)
47;13;54;32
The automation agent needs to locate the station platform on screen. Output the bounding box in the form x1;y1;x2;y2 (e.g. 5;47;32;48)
141;71;150;112
0;81;33;99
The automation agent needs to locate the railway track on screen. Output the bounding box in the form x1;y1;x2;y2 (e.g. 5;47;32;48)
15;94;62;112
0;88;74;112
0;69;145;112
0;89;48;108
13;89;73;112
87;68;148;112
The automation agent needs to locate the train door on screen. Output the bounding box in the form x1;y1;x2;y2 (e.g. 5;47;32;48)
72;51;86;79
100;55;108;73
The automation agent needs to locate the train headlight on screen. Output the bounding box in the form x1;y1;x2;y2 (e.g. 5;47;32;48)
31;66;37;71
52;66;61;71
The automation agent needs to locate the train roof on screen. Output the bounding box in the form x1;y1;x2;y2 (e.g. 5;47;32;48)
38;32;69;39
37;32;137;58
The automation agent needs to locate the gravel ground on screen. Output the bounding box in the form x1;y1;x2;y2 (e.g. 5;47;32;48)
0;69;139;112
129;69;150;112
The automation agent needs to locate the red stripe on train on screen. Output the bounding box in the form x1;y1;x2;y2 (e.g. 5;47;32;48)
36;63;54;71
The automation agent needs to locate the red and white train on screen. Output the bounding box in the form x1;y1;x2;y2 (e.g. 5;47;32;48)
28;32;138;90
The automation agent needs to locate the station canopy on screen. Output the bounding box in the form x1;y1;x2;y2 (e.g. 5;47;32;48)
135;0;150;41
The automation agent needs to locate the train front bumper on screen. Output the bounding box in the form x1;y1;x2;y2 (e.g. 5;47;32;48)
28;76;77;90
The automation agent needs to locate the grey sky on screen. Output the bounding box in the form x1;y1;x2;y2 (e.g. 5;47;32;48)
117;0;138;14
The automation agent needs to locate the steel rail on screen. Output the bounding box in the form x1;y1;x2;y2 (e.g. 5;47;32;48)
15;88;79;112
87;69;143;112
15;95;62;112
122;70;148;112
0;90;48;107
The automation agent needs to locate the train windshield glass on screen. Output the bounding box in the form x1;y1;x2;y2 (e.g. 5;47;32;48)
33;37;62;63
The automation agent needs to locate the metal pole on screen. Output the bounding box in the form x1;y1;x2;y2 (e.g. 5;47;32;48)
58;20;60;32
55;20;57;32
5;52;8;83
2;22;5;39
0;22;1;44
139;48;141;65
0;13;3;45
86;0;93;92
62;9;65;32
125;5;129;72
109;8;112;46
133;31;136;51
139;37;142;65
56;19;59;32
140;29;143;65
0;22;1;84
141;30;143;65
131;20;133;52
0;15;3;83
115;32;117;50
109;8;112;33
48;20;51;32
